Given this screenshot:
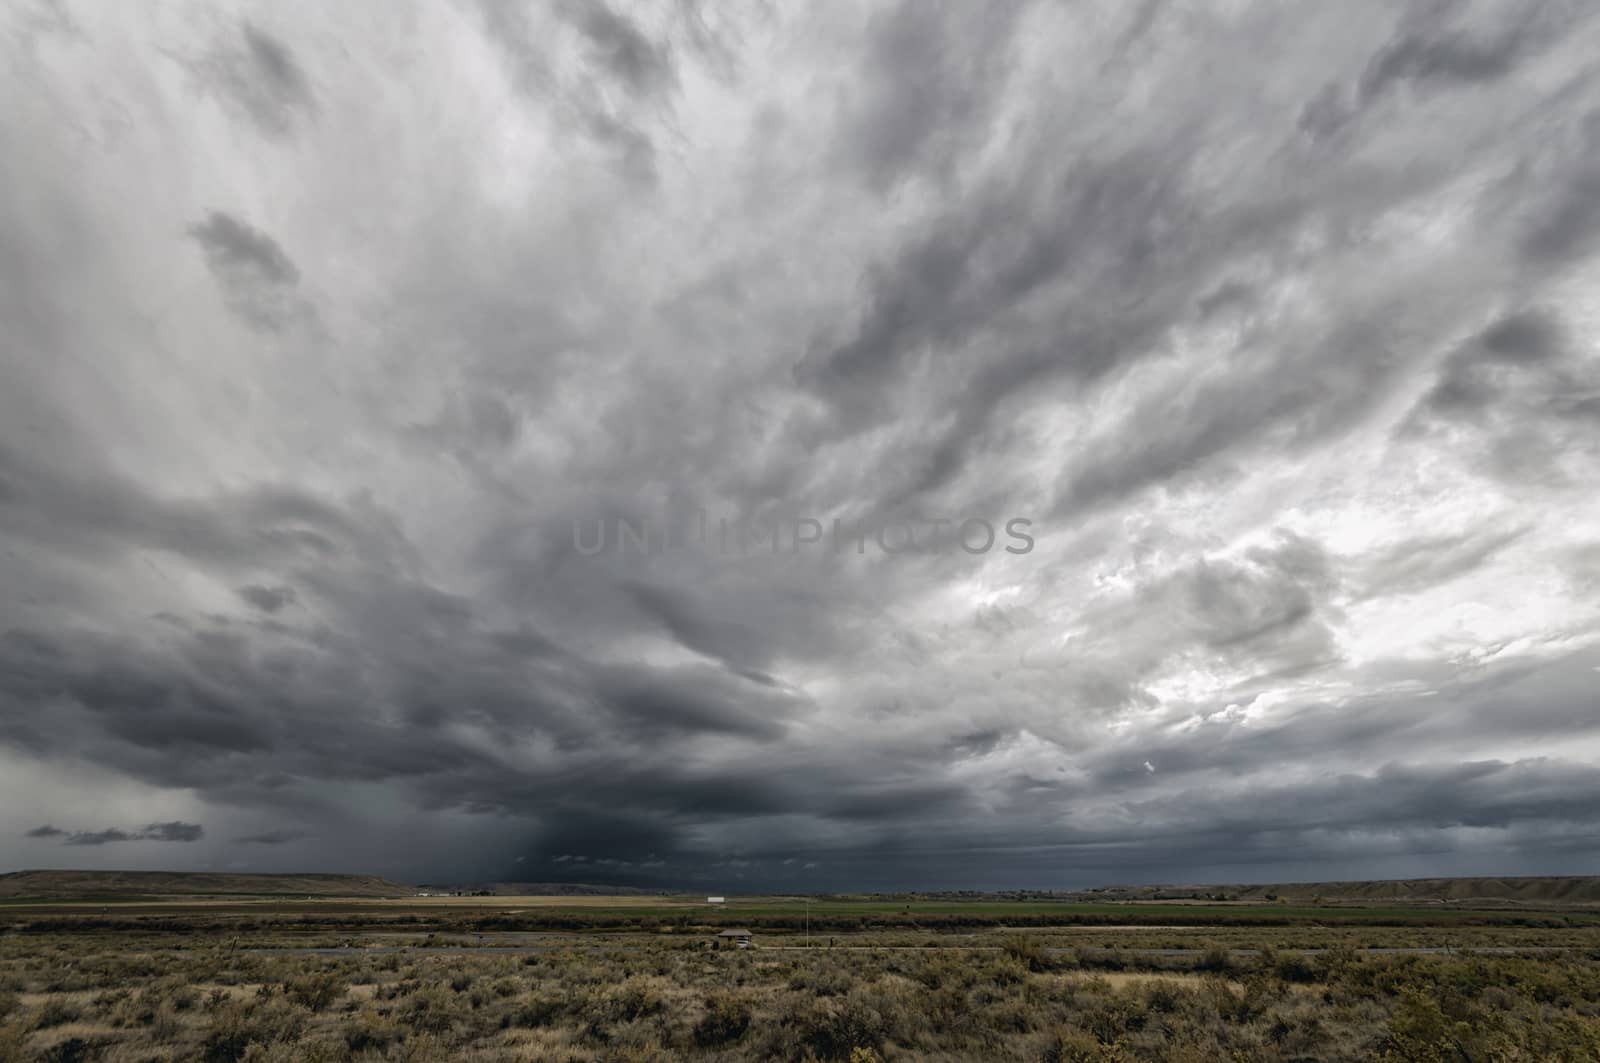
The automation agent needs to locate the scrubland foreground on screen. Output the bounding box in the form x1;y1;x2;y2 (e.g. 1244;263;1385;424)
4;912;1600;1060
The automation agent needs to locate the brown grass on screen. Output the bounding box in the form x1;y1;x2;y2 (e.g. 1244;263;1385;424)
4;907;1600;1060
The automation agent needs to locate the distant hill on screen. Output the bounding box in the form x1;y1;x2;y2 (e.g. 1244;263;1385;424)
0;870;412;899
1072;876;1600;908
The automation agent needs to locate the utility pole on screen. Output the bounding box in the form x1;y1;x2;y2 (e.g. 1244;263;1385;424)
805;898;810;948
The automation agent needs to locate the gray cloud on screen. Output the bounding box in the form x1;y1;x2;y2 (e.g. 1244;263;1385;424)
2;0;1600;889
568;2;674;97
235;829;305;845
1418;309;1565;414
1350;524;1530;599
475;0;684;186
1360;23;1530;101
1303;5;1568;140
188;211;310;332
1400;304;1600;486
63;829;134;847
236;584;296;614
57;822;205;846
195;21;316;138
140;821;206;842
841;0;1025;190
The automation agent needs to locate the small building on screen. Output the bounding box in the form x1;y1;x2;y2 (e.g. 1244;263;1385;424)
706;896;725;904
715;928;753;949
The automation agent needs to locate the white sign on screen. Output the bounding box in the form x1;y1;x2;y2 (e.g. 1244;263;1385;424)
706;896;725;903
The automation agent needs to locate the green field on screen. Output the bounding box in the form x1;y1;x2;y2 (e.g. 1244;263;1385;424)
10;894;1599;927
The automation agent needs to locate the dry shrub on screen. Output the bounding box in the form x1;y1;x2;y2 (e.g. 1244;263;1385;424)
110;987;162;1028
969;952;1031;988
600;1042;674;1063
1002;934;1049;972
343;1006;404;1054
151;1002;184;1043
284;970;344;1011
599;976;666;1023
1040;1028;1136;1063
914;954;966;990
692;993;752;1046
789;965;855;997
32;998;82;1029
788;992;891;1060
36;1037;99;1063
198;1000;305;1063
1272;952;1320;983
399;985;456;1035
0;1020;24;1063
390;1031;451;1063
506;994;563;1028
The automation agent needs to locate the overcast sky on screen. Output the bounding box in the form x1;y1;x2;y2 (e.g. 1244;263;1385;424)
3;0;1600;891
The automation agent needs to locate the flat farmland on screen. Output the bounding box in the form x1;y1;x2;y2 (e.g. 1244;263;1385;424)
10;893;1600;930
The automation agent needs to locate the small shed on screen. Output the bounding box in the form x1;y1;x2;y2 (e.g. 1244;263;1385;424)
715;928;754;949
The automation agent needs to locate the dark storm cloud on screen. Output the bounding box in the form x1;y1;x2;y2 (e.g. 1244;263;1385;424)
526;809;682;869
3;0;1600;889
235;829;305;845
1121;758;1600;838
800;8;1516;519
796;148;1186;428
140;821;205;842
595;662;794;741
57;822;204;846
63;829;132;846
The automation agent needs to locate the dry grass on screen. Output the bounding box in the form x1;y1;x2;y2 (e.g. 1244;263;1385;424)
4;912;1600;1060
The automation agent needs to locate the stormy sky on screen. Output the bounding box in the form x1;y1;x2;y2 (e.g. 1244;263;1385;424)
3;0;1600;891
